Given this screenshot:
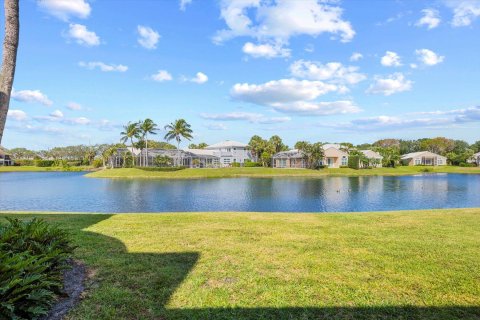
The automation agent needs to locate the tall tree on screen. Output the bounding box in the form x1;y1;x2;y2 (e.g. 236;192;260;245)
164;119;193;149
120;121;141;165
139;118;158;167
0;0;20;144
164;119;193;167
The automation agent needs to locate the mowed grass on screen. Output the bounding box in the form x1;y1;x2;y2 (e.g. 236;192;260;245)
86;165;480;179
0;165;91;172
1;209;479;319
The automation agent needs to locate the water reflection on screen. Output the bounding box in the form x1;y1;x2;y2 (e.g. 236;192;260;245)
0;172;479;213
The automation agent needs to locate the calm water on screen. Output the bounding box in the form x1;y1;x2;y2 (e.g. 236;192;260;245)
0;172;479;213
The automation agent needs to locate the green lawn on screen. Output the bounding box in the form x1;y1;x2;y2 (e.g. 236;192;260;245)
0;165;92;172
1;209;479;319
86;165;480;179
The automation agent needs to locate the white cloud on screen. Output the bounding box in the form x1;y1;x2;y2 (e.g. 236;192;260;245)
213;0;355;49
151;70;173;82
79;61;128;72
230;78;360;116
366;73;412;96
200;112;291;124
205;123;227;130
416;8;441;29
445;0;480;27
50;109;64;118
242;42;291;59
7;109;28;121
69;117;91;125
381;51;402;67
38;0;91;21
289;60;366;85
189;72;208;84
350;52;363;62
66;23;100;46
415;49;445;66
66;102;82;111
12;89;53;106
180;0;192;11
323;106;480;131
137;25;160;49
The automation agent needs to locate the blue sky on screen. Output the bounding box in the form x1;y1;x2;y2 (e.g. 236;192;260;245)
3;0;480;149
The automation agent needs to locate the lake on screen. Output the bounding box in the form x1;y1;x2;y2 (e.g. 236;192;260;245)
1;172;479;213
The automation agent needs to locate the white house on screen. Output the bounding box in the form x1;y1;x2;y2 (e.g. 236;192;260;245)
192;140;253;167
401;151;447;166
468;152;480;166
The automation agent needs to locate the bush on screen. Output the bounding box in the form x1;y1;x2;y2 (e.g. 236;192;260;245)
348;156;360;170
0;218;75;320
134;166;186;172
459;162;476;167
231;162;241;167
244;161;262;167
13;159;35;166
420;167;432;173
339;165;349;168
34;160;55;167
92;158;103;168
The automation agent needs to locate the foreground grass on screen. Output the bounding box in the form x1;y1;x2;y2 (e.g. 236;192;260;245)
0;165;92;172
1;209;479;319
86;165;480;179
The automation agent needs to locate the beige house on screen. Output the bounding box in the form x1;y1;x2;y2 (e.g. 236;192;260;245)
320;145;349;168
401;151;447;166
359;150;383;168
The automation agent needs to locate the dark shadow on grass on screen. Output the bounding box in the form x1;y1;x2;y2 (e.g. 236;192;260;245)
2;213;478;320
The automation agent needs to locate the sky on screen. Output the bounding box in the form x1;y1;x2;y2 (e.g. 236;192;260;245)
2;0;480;149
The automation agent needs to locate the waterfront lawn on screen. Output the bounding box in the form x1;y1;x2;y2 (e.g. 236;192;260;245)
86;165;480;179
0;165;91;172
1;209;479;319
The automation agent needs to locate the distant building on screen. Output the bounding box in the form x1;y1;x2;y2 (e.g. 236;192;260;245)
110;140;253;168
272;149;306;168
359;150;383;168
0;147;13;166
202;140;253;166
272;144;349;169
401;151;447;166
468;152;480;166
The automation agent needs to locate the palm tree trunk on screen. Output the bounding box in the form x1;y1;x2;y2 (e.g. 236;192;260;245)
145;134;148;167
0;0;19;144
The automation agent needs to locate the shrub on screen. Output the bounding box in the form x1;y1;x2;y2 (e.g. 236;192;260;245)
134;166;186;172
244;161;262;167
420;167;432;173
231;162;241;167
92;158;103;168
348;156;360;170
153;155;173;167
34;160;55;167
13;159;35;166
0;218;75;320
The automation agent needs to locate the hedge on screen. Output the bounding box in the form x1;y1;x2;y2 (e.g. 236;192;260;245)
134;166;186;172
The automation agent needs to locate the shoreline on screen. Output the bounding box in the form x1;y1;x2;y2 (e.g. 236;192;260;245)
84;166;480;179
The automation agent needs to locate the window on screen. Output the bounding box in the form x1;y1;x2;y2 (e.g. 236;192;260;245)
437;159;443;165
280;159;287;167
415;159;421;165
341;156;348;166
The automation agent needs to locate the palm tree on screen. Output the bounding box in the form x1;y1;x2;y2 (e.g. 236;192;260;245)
120;121;141;166
164;119;193;166
139;118;158;167
0;0;20;144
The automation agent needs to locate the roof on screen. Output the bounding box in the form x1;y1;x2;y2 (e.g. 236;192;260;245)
474;152;480;157
205;140;248;149
185;149;216;157
322;143;341;150
401;151;446;160
272;149;305;159
360;150;383;159
323;146;348;157
0;146;9;156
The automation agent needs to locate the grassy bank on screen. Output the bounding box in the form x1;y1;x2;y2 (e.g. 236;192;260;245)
1;209;479;319
0;166;93;172
86;165;480;179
